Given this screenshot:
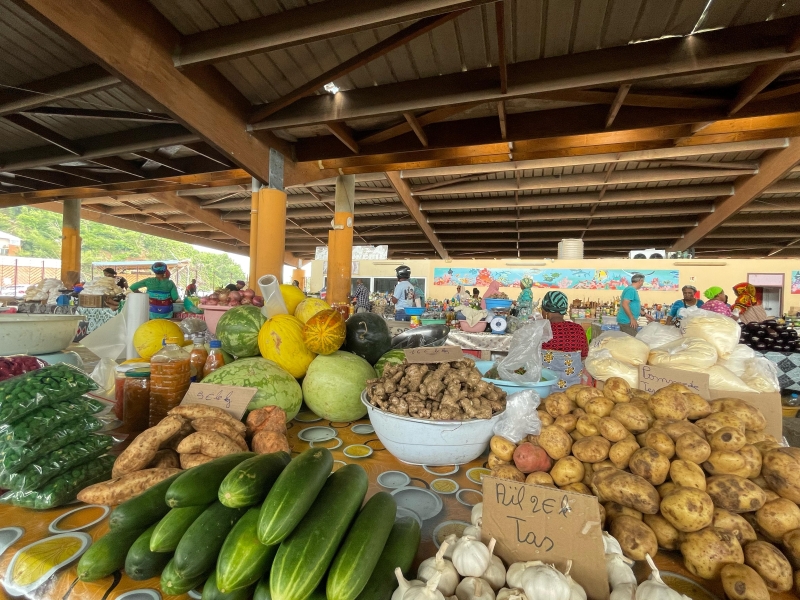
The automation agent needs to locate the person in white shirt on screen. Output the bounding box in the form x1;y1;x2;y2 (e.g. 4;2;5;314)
391;265;415;321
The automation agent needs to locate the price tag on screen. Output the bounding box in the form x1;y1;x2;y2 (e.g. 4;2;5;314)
638;364;710;396
403;346;464;363
180;383;257;420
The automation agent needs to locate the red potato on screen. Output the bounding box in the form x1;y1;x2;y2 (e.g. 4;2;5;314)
513;442;553;474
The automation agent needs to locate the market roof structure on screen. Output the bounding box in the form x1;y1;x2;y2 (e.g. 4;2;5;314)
2;0;800;261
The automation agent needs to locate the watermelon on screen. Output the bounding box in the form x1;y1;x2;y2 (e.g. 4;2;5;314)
302;352;376;421
217;306;266;358
374;349;406;377
201;357;303;420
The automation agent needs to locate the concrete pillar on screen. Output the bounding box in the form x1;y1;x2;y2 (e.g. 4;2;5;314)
60;198;81;282
291;267;305;290
326;175;355;305
249;150;286;284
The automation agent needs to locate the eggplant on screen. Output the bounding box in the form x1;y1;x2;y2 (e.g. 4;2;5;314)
750;336;762;344
756;343;767;350
768;330;780;339
780;331;791;339
774;345;784;352
746;322;761;332
790;330;799;339
776;325;787;333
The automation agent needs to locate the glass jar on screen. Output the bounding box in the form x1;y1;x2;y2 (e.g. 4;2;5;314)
114;363;147;420
189;335;209;382
203;340;226;379
150;341;191;427
123;368;151;433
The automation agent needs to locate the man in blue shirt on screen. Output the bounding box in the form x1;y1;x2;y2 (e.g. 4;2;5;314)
617;273;645;336
391;265;415;321
665;285;704;325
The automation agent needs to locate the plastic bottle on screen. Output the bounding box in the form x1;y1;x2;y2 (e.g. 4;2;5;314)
189;335;209;382
203;340;226;379
149;340;191;427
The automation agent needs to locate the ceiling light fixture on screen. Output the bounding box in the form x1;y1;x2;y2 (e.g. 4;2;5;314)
324;82;339;94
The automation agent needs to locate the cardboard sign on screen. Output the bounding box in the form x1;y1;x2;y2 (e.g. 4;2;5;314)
638;364;710;396
404;346;464;363
482;476;608;600
180;383;257;420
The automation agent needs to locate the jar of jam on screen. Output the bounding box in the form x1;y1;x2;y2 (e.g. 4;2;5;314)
123;368;151;433
114;363;147;420
149;341;191;427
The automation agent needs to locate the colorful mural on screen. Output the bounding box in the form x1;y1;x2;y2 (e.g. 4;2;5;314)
792;271;800;294
433;267;680;291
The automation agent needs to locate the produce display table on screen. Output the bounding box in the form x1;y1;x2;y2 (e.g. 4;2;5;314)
445;330;513;356
75;307;119;335
0;412;793;600
756;350;800;392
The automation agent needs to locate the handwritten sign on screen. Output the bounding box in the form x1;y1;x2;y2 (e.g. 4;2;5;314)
482;476;608;600
404;346;464;364
180;383;257;420
638;364;710;396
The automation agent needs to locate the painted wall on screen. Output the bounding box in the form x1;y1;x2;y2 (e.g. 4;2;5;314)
309;258;800;314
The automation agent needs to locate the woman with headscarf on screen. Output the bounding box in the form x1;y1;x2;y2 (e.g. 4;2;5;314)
665;285;703;325
731;282;768;324
129;262;180;319
540;291;589;390
700;286;733;317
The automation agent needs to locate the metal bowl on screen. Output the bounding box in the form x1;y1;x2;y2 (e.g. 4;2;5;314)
0;314;83;355
391;324;450;349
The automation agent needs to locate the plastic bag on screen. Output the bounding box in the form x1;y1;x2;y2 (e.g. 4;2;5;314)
742;357;780;393
495;320;553;384
0;435;114;491
680;310;741;359
493;389;542;443
0;355;46;383
585;349;639;388
635;322;682;349
0;364;98;423
647;337;718;369
678;363;754;393
717;344;756;377
179;317;208;335
591;331;650;366
0;396;106;448
0;455;114;509
89;357;117;399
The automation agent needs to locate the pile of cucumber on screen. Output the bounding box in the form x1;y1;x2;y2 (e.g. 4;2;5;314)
76;447;421;600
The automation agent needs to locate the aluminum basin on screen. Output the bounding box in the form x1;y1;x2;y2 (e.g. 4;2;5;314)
0;314;82;355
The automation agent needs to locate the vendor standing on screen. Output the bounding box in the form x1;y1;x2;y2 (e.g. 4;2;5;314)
540;291;588;390
185;278;197;297
665;285;703;325
732;282;768;324
129;262;179;319
225;280;246;292
390;265;415;321
103;268;128;290
617;273;649;335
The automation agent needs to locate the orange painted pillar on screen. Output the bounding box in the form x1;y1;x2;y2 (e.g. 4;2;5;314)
248;181;259;287
255;187;287;281
60;198;81;282
291;268;305;290
327;175;355;305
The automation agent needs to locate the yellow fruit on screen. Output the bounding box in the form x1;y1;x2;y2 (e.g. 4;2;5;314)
294;297;331;324
258;314;316;378
280;284;307;315
132;320;184;359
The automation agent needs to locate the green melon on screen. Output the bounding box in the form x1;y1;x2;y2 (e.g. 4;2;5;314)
302;352;376;421
202;357;302;420
374;349;406;377
216;306;266;358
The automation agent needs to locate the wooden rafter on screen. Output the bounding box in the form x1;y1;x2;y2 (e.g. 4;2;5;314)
605;84;631;128
497;101;507;140
495;1;507;94
87;157;146;178
3;114;81;154
130;151;185;173
22;107;172;122
139;191;250;244
358;104;477;146
326;123;360;154
403;113;429;148
385;171;448;259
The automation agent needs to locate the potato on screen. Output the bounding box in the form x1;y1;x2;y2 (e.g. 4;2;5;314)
565;385;590;402
704;450;750;477
715;399;767;432
684;393;712;420
77;468;181;505
525;471;555;487
176;431;242;457
609;437;640;470
598;504;607;529
561;482;591;495
488;452;510;470
658;482;679;498
696;412;746;436
489;436;517;461
670;460;706;491
544;393;575;417
709;426;747;452
604;501;642;522
609;403;649;434
575;387;603;408
598;417;629;443
491;464;525;482
610;516;658;561
252;430;290;454
629;447;671;486
706;475;767;513
643;513;681;550
526;434;540;446
513;443;553;474
170;404;246;433
581;462;593;486
745;429;768;444
796;572;800;597
663;382;693;394
750;474;769;489
739;445;762;479
648;388;689;420
571;436;611;463
554;413;578;433
762;447;800;503
575;415;601;437
585;397;615;418
713;508;757;545
644;430;675;459
754;439;782;458
763;490;780;502
660;487;715;532
675;432;712;464
591;468;660;514
572;408;587;418
112;415;185;477
180;453;213;469
680;527;743;580
782;529;800;569
664;420;705;442
537;410;554;427
592;460;616;472
550;456;584;486
755;498;800;542
192;417;248;449
538;425;573;460
743;541;793;592
570;430;585;442
148;449;180;470
630;399;655;427
603;377;631;403
720;564;770;600
631;389;651;401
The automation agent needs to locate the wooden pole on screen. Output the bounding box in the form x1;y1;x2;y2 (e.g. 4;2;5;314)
249;178;260;287
326;175;355;305
60;198;81;282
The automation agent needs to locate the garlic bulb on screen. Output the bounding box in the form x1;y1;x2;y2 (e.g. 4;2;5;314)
519;562;571;600
606;553;636;589
442;534;459;559
394;568;424;600
456;577;496;600
610;583;636;600
471;502;483;527
603;532;623;556
405;572;446;600
462;524;481;539
496;589;528;600
635;555;683;600
452;536;496;577
563;561;587;600
506;561;544;589
418;541;460;596
481;555;506;592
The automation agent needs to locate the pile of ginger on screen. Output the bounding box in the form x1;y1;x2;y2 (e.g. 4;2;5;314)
366;359;507;420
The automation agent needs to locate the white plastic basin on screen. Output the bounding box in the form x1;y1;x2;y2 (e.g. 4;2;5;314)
361;391;500;465
0;314;83;355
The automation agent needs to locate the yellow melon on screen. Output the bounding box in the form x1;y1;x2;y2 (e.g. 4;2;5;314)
258;314;316;378
132;320;184;359
294;297;331;324
279;284;306;315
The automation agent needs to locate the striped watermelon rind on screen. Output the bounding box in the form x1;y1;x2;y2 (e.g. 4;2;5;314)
217;306;267;358
374;350;406;377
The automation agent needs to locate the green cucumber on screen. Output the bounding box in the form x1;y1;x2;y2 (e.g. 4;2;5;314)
257;447;333;546
149;504;208;553
254;574;271;600
355;516;422;600
77;526;146;581
218;451;290;508
173;501;247;580
124;524;172;581
109;471;182;531
216;505;278;592
161;558;208;595
327;491;398;600
270;464;368;600
166;452;254;508
202;570;256;600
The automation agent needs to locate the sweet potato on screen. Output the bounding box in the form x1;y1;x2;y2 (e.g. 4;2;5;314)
251;430;290;454
148;449;180;470
77;468;180;506
245;406;288;436
112;415;185;478
191;417;248;450
513;442;552;473
180;453;214;469
169;404;246;433
176;431;242;457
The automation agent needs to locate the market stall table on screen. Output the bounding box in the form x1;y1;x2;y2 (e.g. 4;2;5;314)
445;329;512;359
75;307;120;336
756;350;800;393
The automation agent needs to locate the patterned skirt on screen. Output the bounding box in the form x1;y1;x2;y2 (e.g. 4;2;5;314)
541;349;583;390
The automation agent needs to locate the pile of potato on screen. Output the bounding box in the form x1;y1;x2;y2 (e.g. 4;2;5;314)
487;379;800;596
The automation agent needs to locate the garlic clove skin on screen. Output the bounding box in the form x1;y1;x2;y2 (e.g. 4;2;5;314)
452;536;495;578
418;541;460;597
506;561;545;589
496;588;529;600
471;502;483;527
606;553;637;589
563;561;587;600
635;555;683;600
610;582;636;600
519;562;571;600
442;534;459;559
405;572;446;600
481;555;507;591
603;532;623;556
462;524;481;539
456;577;496;600
394;568;424;600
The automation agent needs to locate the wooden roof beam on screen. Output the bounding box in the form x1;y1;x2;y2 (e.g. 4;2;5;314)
2;114;81;155
605;84;631;128
358;104;477;146
495;1;507;95
326;123;359;154
22;107;172;122
403;113;429;148
385;171;448;259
